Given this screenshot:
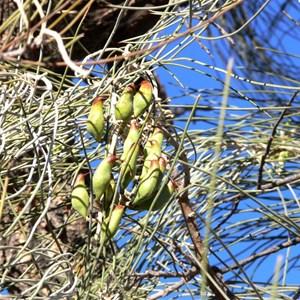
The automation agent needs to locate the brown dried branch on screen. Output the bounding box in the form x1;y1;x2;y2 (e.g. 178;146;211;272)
135;267;198;279
219;171;300;206
1;0;245;70
147;266;199;300
0;0;169;73
221;237;300;273
164;128;238;300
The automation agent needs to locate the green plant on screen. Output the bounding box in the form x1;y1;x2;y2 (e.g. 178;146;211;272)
1;1;300;299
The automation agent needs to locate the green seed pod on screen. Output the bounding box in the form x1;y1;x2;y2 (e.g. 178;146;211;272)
141;140;162;178
133;80;153;118
144;127;164;158
87;97;105;143
71;173;89;218
104;178;116;212
131;159;160;206
121;120;140;162
120;143;140;191
133;178;176;211
101;204;125;242
93;156;116;201
115;84;136;122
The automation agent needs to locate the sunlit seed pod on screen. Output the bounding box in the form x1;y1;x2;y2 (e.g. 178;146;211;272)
100;204;125;242
158;156;167;182
87;97;105;143
144;127;164;158
121;120;140;162
140;140;162;178
131;159;160;206
71;173;89;218
115;84;136;122
133;80;153;118
133;178;176;211
93;156;116;201
120;143;140;191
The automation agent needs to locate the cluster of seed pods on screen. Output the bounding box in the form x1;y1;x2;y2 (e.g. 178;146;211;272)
71;80;176;243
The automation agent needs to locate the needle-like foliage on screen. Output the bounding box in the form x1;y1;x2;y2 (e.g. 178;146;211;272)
1;1;300;299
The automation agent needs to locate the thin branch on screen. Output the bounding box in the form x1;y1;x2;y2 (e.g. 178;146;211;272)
165;129;238;300
219;171;300;205
221;237;300;273
261;172;300;190
213;200;239;232
134;267;197;279
147;266;199;300
2;0;245;68
257;91;299;189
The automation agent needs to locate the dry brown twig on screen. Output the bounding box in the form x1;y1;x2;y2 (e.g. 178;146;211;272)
164;129;239;300
1;0;245;71
219;171;300;206
147;266;199;300
221;237;300;274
